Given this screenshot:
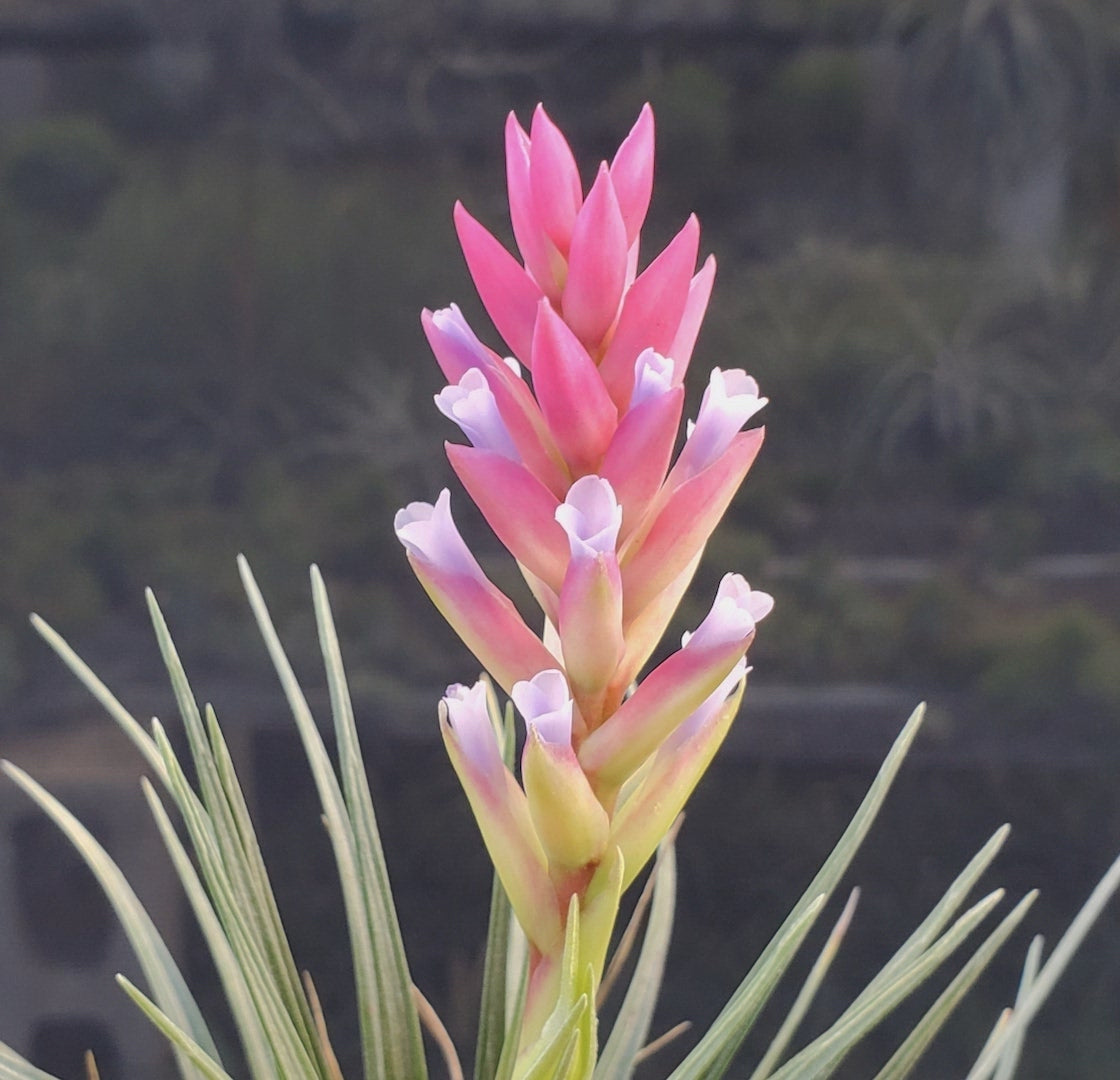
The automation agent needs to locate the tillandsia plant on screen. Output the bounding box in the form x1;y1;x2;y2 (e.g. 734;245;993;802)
4;104;1120;1080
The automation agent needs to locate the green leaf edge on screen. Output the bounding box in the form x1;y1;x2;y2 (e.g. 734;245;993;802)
668;702;927;1079
748;887;861;1080
872;891;1037;1080
0;761;217;1080
594;836;678;1080
967;847;1120;1080
238;556;426;1080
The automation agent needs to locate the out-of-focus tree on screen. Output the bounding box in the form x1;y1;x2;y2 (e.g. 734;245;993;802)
890;0;1102;258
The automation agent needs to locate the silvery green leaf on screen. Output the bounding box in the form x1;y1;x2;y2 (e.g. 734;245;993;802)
769;889;1008;1079
749;888;860;1080
310;565;428;1080
518;998;588;1080
992;935;1043;1080
0;762;217;1080
146;590;328;1076
116;976;234;1080
140;774;280;1080
872;892;1036;1080
240;557;426;1080
669;703;926;1079
852;824;1011;1012
594;836;677;1080
0;1040;63;1080
967;849;1120;1080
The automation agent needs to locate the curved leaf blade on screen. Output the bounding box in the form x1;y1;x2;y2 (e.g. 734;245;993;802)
0;763;218;1080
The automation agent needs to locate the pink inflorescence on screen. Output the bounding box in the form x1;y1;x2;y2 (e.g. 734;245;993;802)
395;104;771;974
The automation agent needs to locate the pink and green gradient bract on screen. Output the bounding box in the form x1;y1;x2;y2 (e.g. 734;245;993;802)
394;104;771;1065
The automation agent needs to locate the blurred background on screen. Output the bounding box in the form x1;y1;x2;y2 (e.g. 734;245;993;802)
2;0;1120;1076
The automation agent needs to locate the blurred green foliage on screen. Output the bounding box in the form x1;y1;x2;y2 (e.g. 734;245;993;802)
2;116;121;230
981;604;1120;723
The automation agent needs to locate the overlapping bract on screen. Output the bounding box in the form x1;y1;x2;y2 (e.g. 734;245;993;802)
395;103;771;1059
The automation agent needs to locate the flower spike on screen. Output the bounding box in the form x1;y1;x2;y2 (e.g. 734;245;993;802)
406;106;774;1063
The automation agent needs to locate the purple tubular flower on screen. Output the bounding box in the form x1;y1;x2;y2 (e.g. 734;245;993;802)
436;369;520;461
512;668;574;747
672;367;768;483
515;670;610;874
443;681;504;774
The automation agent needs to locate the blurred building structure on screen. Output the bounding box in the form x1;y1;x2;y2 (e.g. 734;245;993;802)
0;724;182;1077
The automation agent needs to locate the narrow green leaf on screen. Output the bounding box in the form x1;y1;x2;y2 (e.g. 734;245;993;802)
0;762;217;1080
145;592;319;1061
595;837;678;1080
749;888;861;1080
524;1029;579;1080
0;1041;62;1080
26;608;297;1075
873;892;1037;1080
967;848;1120;1080
670;703;926;1080
205;706;329;1069
506;918;530;1029
476;866;515;1080
116;976;235;1080
519;998;589;1080
974;1009;1013;1075
577;964;599;1080
475;701;518;1080
239;555;425;1080
148;589;326;1067
992;935;1043;1080
310;565;427;1079
853;825;1011;1012
145;590;210;769
148;722;320;1080
521;899;598;1080
29;614;166;783
769;889;1007;1080
494;925;530;1080
141;776;280;1080
667;894;828;1080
